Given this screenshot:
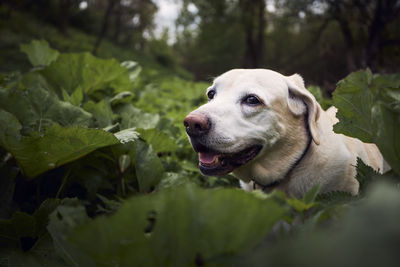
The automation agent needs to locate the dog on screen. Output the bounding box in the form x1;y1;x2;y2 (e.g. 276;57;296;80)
183;69;388;197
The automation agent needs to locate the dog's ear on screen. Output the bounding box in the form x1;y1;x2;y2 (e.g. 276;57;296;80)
286;74;321;145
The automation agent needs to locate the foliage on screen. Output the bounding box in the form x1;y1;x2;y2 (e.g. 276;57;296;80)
333;69;400;175
0;41;399;266
307;85;333;110
234;182;400;267
20;39;59;67
0;40;215;265
0;9;192;80
67;185;286;266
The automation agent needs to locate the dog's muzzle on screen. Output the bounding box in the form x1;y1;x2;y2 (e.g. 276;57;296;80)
183;114;262;176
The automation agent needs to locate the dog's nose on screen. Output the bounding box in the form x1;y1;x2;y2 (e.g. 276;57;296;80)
183;114;211;136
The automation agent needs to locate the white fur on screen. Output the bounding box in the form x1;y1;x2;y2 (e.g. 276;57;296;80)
188;69;387;197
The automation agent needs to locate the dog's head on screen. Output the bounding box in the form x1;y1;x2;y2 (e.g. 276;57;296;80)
184;69;321;176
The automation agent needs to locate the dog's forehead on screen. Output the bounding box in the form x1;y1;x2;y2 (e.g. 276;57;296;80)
212;69;288;96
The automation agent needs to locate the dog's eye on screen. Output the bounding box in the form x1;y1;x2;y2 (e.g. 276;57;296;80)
243;95;261;105
207;90;215;100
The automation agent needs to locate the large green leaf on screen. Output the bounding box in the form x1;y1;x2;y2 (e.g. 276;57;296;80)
40;52;132;96
113;103;160;130
0;73;93;134
0;110;21;149
68;185;286;266
47;199;95;267
137;128;177;153
2;124;120;178
0;199;60;249
333;70;400;174
355;157;380;195
20;40;59;67
5;234;69;267
0;212;36;244
333;70;375;142
236;182;400;267
371;103;400;174
0;109;139;178
135;139;164;192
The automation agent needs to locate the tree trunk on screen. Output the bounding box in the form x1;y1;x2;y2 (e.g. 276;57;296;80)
363;0;387;71
113;1;122;43
240;0;266;68
328;0;358;72
255;0;266;67
337;18;357;72
58;0;72;34
93;0;116;55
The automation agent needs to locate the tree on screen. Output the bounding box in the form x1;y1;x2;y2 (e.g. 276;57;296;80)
93;0;117;54
176;0;267;78
58;0;81;34
321;0;400;71
239;0;266;68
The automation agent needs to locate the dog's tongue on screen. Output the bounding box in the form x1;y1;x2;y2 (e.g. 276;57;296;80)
199;152;218;164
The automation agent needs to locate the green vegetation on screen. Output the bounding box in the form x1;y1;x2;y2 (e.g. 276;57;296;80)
0;39;399;266
333;69;400;174
0;9;191;81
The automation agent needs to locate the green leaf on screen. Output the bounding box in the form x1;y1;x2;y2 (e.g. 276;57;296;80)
333;69;375;142
135;139;164;192
137;128;177;153
0;212;36;242
333;70;400;175
180;160;201;173
47;199;95;267
0;109;22;149
40;52;131;96
96;194;122;214
69;86;83;106
109;61;141;93
5;124;120;178
83;100;114;128
33;199;61;237
316;191;355;206
62;87;83;106
120;60;141;82
68;185;287;266
156;172;192;190
0;199;60;246
4;234;69;267
20;40;59;67
302;184;320;204
114;104;160;130
239;182;400;267
286;198;315;212
371;103;400;174
0;73;93;134
0;150;19;219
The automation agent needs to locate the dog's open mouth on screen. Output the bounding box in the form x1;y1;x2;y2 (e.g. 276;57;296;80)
197;145;263;176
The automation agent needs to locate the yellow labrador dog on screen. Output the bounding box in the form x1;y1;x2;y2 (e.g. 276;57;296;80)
184;69;387;197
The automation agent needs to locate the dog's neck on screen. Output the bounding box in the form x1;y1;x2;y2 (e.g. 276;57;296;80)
233;109;312;193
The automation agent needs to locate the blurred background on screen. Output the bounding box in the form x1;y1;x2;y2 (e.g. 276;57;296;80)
1;0;400;94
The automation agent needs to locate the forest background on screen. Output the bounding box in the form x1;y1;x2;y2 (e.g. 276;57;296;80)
2;0;400;93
